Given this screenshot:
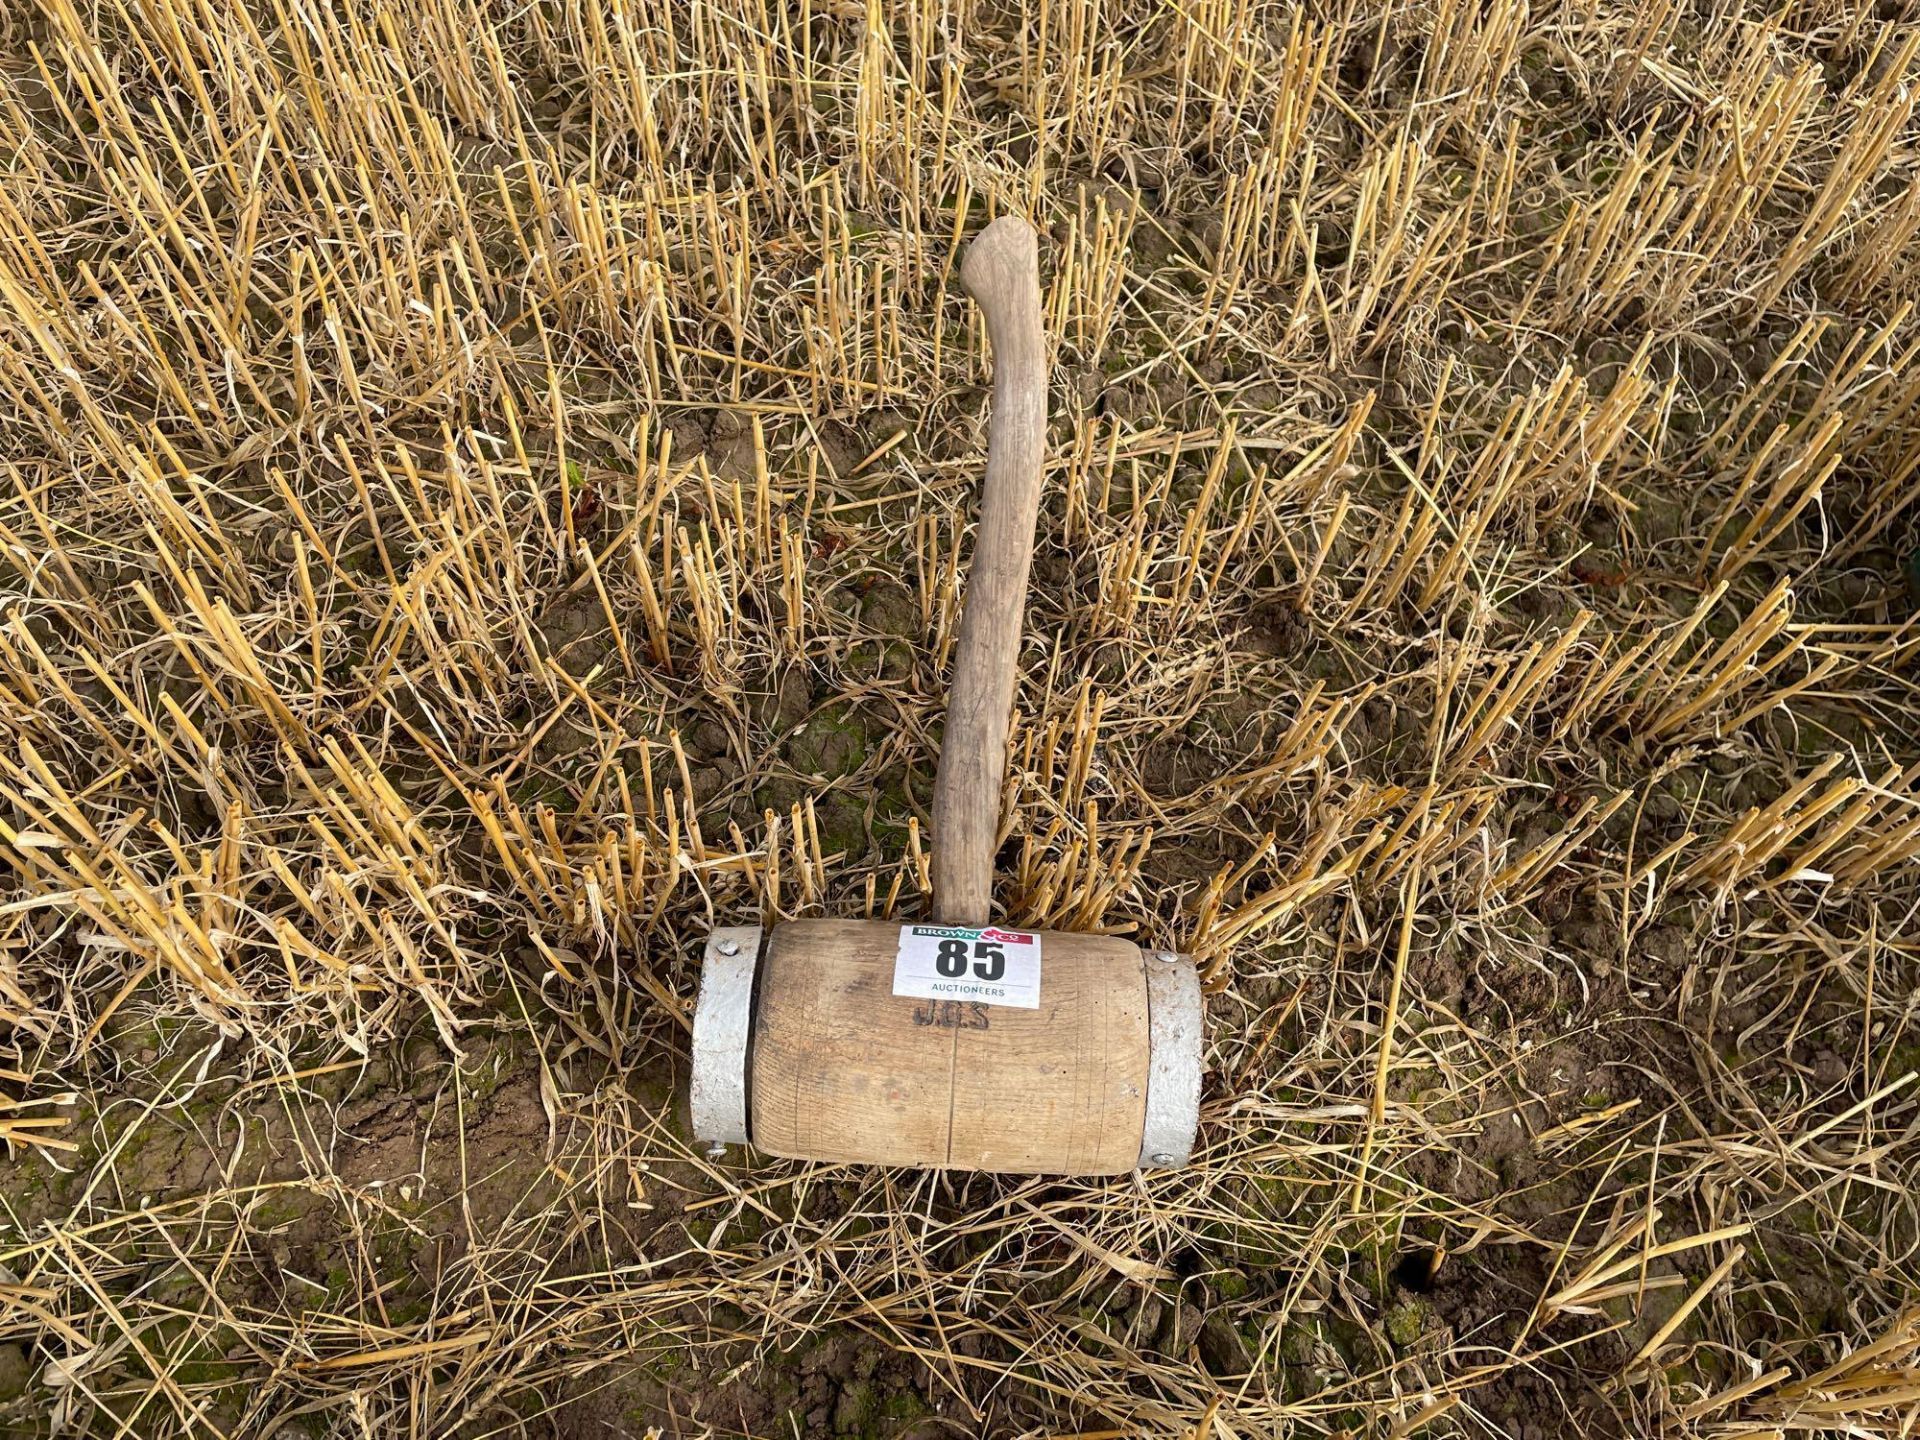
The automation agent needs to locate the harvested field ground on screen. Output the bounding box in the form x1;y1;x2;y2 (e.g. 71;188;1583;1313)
3;0;1920;1435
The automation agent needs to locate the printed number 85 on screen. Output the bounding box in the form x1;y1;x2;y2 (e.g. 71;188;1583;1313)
936;938;1005;982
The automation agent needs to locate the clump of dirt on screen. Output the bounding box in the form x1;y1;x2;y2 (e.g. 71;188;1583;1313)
553;1333;939;1438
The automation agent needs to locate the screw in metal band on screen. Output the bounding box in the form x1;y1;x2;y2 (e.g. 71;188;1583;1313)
1151;1152;1175;1165
717;939;740;956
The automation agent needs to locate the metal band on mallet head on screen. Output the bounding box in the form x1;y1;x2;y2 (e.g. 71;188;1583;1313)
689;927;761;1157
1139;952;1203;1168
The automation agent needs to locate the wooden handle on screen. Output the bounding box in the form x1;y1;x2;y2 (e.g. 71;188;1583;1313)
931;216;1048;927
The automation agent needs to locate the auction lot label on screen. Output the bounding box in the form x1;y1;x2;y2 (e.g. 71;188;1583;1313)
891;925;1042;1008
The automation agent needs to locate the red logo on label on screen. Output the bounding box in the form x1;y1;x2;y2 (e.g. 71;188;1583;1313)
979;927;1035;944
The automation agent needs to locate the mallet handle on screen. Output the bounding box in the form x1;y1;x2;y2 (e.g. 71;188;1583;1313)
931;216;1047;927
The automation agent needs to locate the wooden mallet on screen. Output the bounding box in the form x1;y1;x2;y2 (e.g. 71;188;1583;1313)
689;217;1203;1173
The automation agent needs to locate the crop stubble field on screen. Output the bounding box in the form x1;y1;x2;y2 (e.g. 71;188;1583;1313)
2;0;1920;1434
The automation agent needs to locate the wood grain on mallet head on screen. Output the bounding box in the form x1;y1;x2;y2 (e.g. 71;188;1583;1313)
749;920;1150;1172
932;215;1048;927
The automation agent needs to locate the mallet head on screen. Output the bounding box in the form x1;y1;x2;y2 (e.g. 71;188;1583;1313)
690;919;1201;1173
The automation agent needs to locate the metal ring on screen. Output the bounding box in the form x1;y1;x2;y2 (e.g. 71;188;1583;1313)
1138;952;1202;1169
690;926;762;1147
